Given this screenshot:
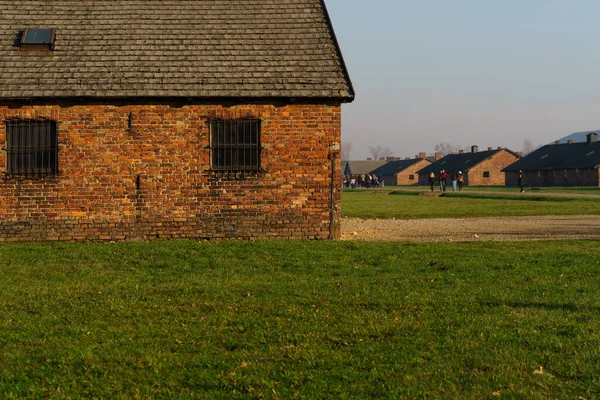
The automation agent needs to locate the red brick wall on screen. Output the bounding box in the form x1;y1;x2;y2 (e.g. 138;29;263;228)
466;150;519;186
395;160;431;185
505;168;600;187
0;102;341;241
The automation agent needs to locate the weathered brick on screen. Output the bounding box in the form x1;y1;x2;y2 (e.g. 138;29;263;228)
0;102;342;242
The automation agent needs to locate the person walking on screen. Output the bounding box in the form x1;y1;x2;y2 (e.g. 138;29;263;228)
518;170;525;192
457;171;464;191
451;169;458;192
439;170;448;192
429;171;435;192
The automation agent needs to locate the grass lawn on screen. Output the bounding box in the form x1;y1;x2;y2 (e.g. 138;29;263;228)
384;185;600;195
1;240;600;398
342;189;600;219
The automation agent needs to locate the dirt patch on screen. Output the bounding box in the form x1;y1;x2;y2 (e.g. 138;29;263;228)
341;215;600;242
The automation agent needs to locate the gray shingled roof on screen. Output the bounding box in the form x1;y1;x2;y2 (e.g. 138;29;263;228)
343;160;388;176
504;141;600;171
417;149;517;175
0;0;354;99
370;159;427;176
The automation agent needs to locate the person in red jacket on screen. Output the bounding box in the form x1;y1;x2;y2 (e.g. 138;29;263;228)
439;170;448;192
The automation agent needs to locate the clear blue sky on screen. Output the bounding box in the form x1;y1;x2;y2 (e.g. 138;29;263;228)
326;0;600;159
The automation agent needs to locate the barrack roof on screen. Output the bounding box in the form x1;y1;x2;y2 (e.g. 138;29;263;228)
0;0;354;100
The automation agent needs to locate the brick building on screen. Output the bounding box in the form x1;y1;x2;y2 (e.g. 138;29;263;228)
370;156;431;186
417;146;520;186
343;160;388;179
0;0;354;241
504;133;600;187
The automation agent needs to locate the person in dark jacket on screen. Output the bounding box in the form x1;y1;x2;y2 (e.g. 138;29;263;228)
428;171;436;192
518;170;524;192
451;169;458;192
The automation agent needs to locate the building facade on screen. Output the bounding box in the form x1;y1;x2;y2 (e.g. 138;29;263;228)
504;133;600;187
417;147;520;187
0;0;354;241
370;158;431;186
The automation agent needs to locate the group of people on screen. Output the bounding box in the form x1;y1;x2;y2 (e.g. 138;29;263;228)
343;174;383;188
428;169;464;192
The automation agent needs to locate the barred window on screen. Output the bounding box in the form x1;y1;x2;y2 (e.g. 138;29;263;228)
210;119;261;174
5;119;58;178
483;171;490;178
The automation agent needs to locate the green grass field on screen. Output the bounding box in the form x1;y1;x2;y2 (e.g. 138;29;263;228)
1;240;599;398
382;185;600;195
342;189;600;219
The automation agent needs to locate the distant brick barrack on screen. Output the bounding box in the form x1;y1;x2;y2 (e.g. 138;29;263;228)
0;1;354;242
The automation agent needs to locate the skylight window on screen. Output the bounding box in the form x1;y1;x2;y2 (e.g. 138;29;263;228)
541;154;548;159
465;159;471;163
19;28;55;50
586;151;595;157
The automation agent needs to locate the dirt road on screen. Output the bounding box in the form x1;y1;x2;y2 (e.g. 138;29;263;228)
341;215;600;242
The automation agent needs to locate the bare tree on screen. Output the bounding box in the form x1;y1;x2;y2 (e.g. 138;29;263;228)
368;145;393;160
341;142;353;161
522;139;536;153
434;142;458;156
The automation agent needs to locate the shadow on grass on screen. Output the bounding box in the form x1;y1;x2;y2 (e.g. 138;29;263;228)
480;301;597;312
387;191;576;202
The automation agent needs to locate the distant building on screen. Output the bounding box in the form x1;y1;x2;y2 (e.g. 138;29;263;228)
504;133;600;187
417;146;520;186
554;129;600;145
370;158;431;186
343;160;388;177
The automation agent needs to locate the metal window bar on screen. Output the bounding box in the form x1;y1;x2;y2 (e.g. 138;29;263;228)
5;119;58;178
211;119;260;176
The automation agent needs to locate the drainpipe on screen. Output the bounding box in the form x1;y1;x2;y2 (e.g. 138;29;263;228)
329;143;340;240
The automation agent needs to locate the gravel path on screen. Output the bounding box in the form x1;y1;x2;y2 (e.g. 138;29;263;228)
341;215;600;242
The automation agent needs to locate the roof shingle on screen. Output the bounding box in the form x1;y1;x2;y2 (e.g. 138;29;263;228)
370;159;427;176
0;0;354;100
504;141;600;171
418;149;513;175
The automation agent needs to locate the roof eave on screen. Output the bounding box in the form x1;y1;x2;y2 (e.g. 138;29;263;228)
319;0;355;101
0;95;353;106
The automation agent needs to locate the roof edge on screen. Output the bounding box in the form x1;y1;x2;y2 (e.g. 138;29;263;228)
319;0;355;102
0;96;351;107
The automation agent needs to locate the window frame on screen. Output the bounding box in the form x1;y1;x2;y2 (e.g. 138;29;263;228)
19;28;56;50
4;118;58;178
209;118;262;176
483;171;490;178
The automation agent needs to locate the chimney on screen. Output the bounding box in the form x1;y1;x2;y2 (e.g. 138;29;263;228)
471;145;478;153
555;140;560;144
587;132;598;144
567;140;574;144
516;152;523;157
434;152;442;161
418;152;426;159
366;158;373;161
497;146;503;150
487;147;492;151
459;150;464;154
